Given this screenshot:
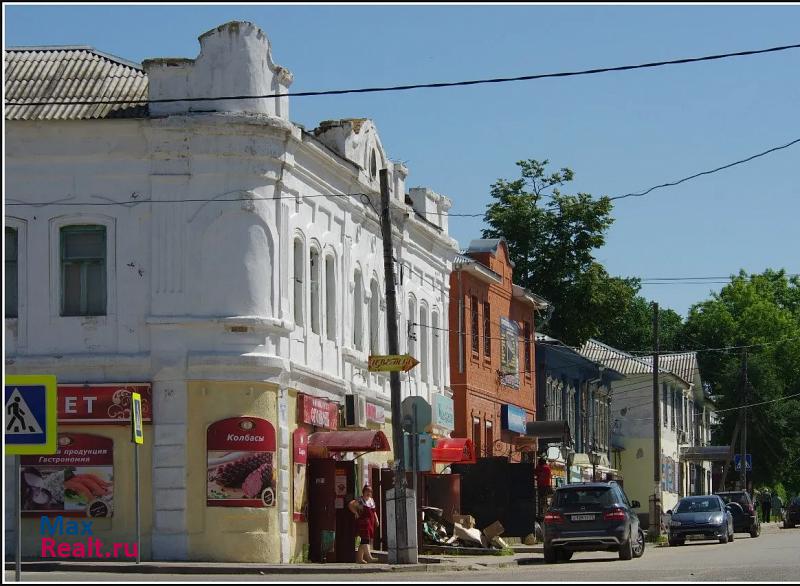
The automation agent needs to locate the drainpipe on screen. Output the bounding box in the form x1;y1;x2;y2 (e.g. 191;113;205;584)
457;269;464;373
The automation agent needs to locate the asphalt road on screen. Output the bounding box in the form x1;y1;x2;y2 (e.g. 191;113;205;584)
6;525;799;582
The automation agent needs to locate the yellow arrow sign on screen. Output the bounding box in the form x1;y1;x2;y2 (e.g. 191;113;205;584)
368;355;420;373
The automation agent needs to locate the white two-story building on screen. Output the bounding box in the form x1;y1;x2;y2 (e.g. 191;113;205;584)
5;21;458;563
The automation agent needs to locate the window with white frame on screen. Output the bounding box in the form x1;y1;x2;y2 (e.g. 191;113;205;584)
293;238;304;326
408;297;416;360
325;255;336;341
420;305;429;382
310;248;320;334
432;310;440;386
60;225;106;316
5;227;18;318
370;280;380;355
353;269;363;350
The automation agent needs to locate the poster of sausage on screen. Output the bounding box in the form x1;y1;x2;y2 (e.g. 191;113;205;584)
207;417;276;507
20;433;114;517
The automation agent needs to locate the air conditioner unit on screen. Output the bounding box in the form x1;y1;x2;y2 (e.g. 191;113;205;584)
345;394;368;428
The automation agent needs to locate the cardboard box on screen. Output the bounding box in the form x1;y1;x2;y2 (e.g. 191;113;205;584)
482;520;505;539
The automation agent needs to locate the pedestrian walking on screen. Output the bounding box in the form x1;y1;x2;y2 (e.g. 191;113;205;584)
761;490;772;523
348;484;379;564
536;456;553;517
771;493;783;523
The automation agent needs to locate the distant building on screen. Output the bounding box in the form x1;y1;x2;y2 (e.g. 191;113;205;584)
447;238;549;459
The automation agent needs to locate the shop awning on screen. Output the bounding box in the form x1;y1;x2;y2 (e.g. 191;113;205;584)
525;420;571;443
680;445;731;462
431;438;476;464
308;430;390;453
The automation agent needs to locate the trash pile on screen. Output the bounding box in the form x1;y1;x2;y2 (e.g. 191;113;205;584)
421;507;509;550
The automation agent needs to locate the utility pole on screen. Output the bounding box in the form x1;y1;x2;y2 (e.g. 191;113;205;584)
379;168;416;564
740;349;748;491
651;302;661;538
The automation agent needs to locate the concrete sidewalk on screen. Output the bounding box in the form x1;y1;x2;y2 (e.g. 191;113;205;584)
4;550;539;576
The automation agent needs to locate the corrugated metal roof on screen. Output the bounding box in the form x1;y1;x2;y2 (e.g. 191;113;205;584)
5;46;148;120
579;339;692;387
466;238;505;254
640;352;699;388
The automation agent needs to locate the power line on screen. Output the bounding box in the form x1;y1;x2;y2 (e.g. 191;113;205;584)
629;336;800;356
713;391;800;414
608;138;800;201
8;42;800;108
5;192;369;207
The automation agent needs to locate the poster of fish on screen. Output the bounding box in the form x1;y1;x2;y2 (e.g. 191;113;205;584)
21;433;114;517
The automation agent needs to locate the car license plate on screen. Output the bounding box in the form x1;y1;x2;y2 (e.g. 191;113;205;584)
572;515;595;521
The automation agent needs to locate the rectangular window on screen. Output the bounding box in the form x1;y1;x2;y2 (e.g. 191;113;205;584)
5;227;18;318
523;321;531;376
420;308;429;382
471;295;479;354
60;225;106;316
472;417;482;459
325;256;336;341
671;389;676;430
663;384;668;428
485;421;493;457
483;302;491;357
432;312;440;386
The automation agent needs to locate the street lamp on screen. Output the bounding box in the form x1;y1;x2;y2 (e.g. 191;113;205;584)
560;445;574;485
589;448;601;482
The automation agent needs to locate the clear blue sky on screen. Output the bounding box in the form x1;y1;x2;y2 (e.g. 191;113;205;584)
5;4;799;316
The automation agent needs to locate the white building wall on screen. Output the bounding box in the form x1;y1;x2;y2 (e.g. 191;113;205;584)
4;21;458;562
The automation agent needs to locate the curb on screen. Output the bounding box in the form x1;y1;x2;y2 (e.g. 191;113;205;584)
4;561;435;575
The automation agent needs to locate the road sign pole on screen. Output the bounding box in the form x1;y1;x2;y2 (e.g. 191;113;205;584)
135;442;141;564
16;455;22;582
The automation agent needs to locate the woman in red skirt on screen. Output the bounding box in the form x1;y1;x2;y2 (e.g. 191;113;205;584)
349;484;378;563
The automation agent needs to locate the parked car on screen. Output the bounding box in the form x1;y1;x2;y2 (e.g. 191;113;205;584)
667;495;734;546
783;496;800;529
543;481;644;563
715;491;760;537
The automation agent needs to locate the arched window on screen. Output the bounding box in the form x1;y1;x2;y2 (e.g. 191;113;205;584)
325;255;336;341
420;305;429;382
432;310;440;386
353;269;363;350
293;238;304;326
310;248;320;334
407;297;416;362
370;280;380;355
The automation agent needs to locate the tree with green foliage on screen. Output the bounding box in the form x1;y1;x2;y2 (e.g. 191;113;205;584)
682;270;800;494
482;158;681;350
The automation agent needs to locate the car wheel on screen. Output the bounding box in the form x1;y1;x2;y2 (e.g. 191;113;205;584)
544;545;558;564
718;534;728;544
632;529;645;558
619;535;633;560
558;550;573;561
728;530;734;542
750;524;760;538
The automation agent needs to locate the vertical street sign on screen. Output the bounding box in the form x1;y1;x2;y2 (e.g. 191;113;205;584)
5;374;58;583
131;392;143;564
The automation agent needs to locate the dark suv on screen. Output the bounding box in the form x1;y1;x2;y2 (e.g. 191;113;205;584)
543;482;644;563
714;491;760;537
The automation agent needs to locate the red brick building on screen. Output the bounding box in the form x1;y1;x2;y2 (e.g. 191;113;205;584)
448;239;549;459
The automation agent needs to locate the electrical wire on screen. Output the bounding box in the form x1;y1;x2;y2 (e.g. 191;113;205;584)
8;42;800;108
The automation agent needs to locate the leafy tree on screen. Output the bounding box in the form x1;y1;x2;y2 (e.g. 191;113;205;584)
682;270;800;493
482;158;679;349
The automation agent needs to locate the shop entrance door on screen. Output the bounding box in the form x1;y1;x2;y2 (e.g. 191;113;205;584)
333;460;356;563
308;458;336;562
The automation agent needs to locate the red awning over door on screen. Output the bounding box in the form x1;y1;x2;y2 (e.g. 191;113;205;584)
308;430;391;453
431;438;476;464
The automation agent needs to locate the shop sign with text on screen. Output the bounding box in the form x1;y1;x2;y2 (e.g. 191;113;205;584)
298;394;339;430
57;384;152;425
207;417;276;508
21;433;114;518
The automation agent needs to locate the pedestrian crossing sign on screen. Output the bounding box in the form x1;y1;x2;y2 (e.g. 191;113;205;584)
4;375;57;455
